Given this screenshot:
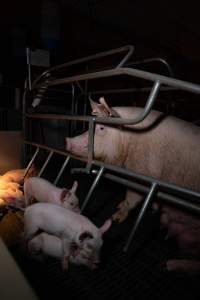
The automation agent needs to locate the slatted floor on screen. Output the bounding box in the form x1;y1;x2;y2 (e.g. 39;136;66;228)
11;209;200;300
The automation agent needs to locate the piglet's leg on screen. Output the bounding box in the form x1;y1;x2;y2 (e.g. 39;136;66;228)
69;241;80;257
166;259;200;276
62;239;79;271
112;190;143;223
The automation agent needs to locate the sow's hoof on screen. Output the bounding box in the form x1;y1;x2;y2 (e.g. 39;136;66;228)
112;208;129;223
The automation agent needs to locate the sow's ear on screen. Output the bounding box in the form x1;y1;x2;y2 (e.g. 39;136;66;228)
99;219;112;234
79;231;94;242
70;181;78;193
90;97;112;117
60;188;70;202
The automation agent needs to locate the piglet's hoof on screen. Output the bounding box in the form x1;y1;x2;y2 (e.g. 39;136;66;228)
62;256;69;272
112;209;129;223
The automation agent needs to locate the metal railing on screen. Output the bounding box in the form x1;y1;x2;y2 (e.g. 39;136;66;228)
22;45;200;253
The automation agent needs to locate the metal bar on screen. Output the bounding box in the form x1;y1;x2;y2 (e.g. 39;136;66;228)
26;113;90;122
93;160;200;204
126;57;174;78
38;150;54;177
26;47;32;91
54;156;71;185
23;147;40;180
23;141;200;214
24;141;86;162
87;118;95;169
38;67;200;94
92;171;200;216
117;46;134;68
123;182;158;252
81;167;105;212
89;86;178;95
32;45;134;88
26;80;160;127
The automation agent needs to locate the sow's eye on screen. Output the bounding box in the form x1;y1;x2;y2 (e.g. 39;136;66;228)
96;124;105;134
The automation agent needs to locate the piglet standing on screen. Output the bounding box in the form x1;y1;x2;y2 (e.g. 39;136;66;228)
24;177;80;212
24;202;112;270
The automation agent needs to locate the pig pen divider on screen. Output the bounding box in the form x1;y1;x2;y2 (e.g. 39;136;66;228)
22;45;200;253
23;140;200;253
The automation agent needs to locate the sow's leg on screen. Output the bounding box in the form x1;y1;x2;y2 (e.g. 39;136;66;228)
112;189;143;223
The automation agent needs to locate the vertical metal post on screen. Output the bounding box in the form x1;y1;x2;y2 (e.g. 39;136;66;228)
38;150;54;177
26;47;32;91
123;182;158;252
86;118;95;171
81;167;105;212
23;147;40;180
53;156;71;185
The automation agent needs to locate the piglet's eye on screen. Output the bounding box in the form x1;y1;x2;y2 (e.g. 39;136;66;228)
100;126;104;130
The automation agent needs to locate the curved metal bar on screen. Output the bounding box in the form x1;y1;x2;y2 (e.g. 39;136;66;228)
31;45;134;89
126;57;174;78
116;45;134;68
26;80;161;126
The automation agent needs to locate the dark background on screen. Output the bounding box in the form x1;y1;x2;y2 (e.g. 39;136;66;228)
0;0;200;129
0;0;200;84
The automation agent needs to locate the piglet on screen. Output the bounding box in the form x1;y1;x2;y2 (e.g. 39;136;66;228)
24;177;80;212
24;202;112;270
28;232;102;270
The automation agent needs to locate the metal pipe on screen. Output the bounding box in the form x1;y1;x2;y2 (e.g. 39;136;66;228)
93;160;200;204
117;46;134;68
35;67;200;94
38;150;54;177
54;156;71;185
87;118;95;168
24;141;86;162
81;167;105;212
23;141;200;215
26;48;32;91
32;45;134;88
26;80;160;127
91;170;200;216
23;147;40;180
88;86;177;95
123;182;158;252
126;57;174;78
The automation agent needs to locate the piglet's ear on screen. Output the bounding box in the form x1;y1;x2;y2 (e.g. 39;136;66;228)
99;218;112;234
60;188;70;202
70;181;78;193
79;231;93;242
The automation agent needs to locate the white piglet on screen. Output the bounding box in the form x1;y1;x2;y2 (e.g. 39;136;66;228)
28;232;103;269
24;202;112;270
24;177;80;212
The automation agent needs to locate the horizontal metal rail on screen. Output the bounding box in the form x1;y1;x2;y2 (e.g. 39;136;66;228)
35;67;200;94
32;45;134;88
23;141;200;252
24;141;86;162
23;141;200;215
91;170;200;216
93;160;200;204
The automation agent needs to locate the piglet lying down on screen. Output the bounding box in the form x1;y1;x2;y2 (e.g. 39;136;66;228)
28;232;102;270
24;203;111;270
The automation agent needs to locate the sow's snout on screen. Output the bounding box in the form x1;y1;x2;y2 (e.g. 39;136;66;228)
65;133;89;157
